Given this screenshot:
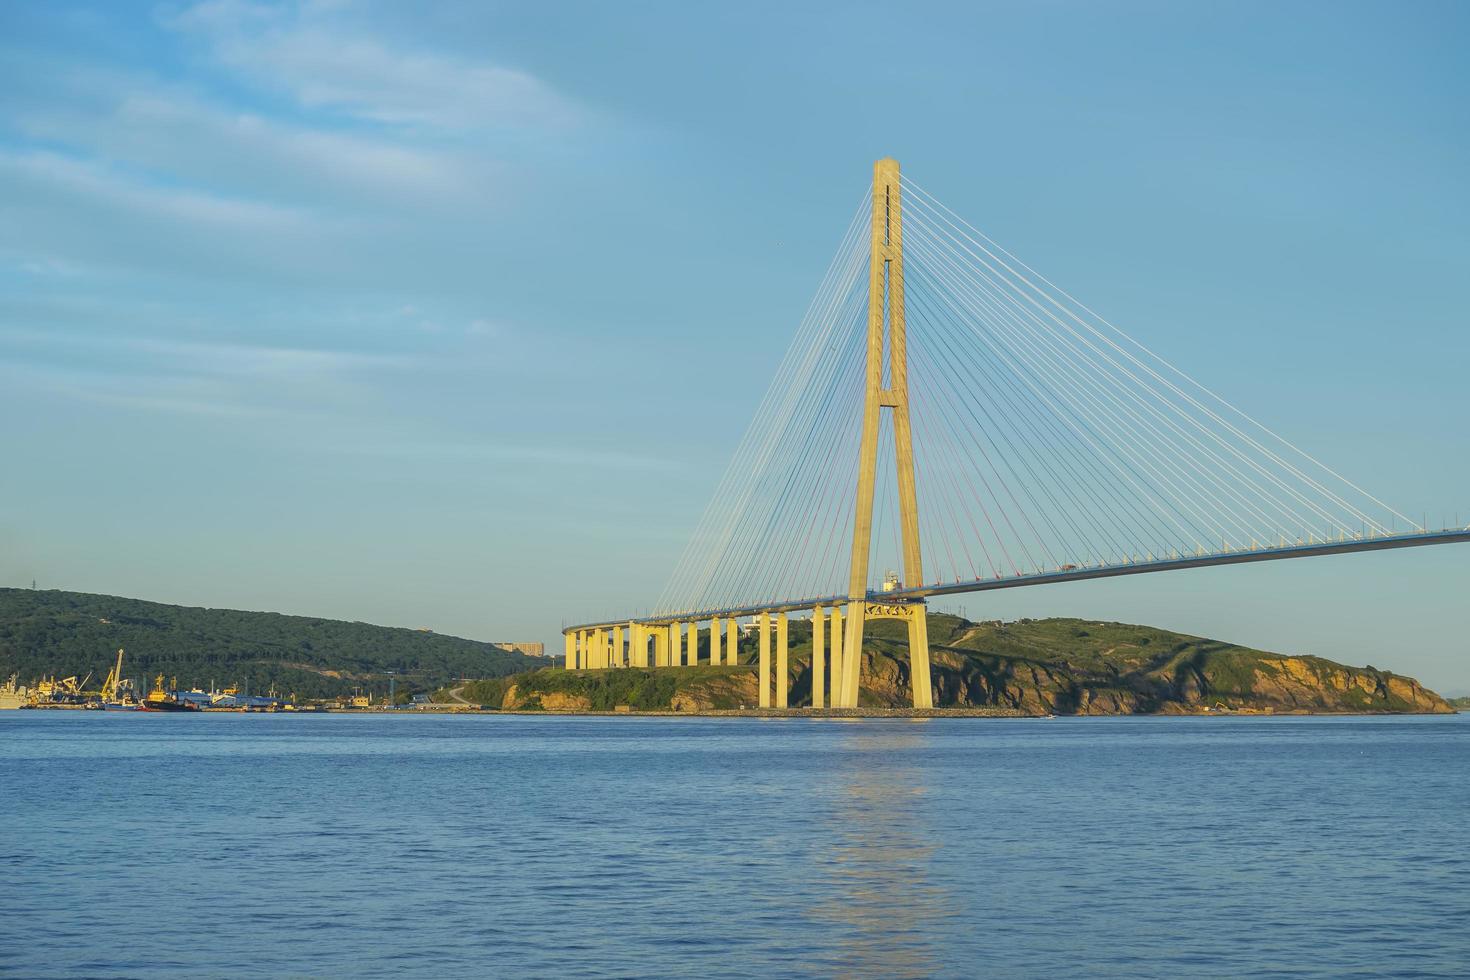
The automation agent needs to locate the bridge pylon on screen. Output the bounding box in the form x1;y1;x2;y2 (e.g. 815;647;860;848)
837;157;933;709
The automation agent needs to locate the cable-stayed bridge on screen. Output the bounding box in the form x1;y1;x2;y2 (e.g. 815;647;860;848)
564;158;1468;709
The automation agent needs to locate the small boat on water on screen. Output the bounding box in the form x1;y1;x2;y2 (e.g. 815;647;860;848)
139;674;201;713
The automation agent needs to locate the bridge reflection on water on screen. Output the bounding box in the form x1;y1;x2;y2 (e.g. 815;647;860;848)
812;722;957;977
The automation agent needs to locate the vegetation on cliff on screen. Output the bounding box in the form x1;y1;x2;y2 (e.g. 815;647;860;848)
450;666;753;711
0;588;536;699
453;615;1450;715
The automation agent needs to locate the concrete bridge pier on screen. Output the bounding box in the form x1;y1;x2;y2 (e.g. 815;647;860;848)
907;609;933;707
811;605;825;708
775;613;789;707
758;612;771;707
709;618;721;666
726;618;738;665
829;606;844;706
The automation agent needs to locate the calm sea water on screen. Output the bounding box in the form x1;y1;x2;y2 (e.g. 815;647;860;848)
2;712;1467;978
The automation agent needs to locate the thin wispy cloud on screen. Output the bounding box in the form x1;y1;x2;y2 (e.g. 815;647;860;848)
162;0;578;132
0;323;423;419
7;78;485;208
0;0;593;290
0;359;293;420
0;148;308;233
340;440;685;472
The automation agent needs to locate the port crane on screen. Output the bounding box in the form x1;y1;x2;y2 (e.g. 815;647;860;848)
100;649;135;704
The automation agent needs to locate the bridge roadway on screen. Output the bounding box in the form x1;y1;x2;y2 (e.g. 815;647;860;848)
567;526;1470;634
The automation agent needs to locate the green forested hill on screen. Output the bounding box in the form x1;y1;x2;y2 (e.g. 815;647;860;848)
0;588;536;699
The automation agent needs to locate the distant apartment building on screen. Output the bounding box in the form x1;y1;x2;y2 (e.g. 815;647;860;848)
493;642;546;658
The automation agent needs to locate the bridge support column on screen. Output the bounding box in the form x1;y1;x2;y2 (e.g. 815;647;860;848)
840;608;865;708
907;607;932;708
670;623;682;668
758;612;771;708
709;619;720;666
611;626;623;668
654;627;667;667
776;613;789;708
726;617;738;665
830;607;844;708
564;632;575;670
687;623;699;666
811;606;825;707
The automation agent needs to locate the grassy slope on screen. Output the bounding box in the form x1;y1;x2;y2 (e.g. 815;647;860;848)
0;588;535;699
452;615;1448;714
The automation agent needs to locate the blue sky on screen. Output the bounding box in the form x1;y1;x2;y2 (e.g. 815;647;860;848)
2;1;1467;691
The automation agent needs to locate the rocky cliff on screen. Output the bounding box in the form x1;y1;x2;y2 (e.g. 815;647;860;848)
858;616;1450;714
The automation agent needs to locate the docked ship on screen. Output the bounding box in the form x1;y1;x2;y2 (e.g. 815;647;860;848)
0;675;28;710
139;674;201;712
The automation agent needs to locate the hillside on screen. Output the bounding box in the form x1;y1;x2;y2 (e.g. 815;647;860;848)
0;589;536;699
453;615;1451;715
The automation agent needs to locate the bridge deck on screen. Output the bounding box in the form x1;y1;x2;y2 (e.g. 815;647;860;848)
568;528;1470;633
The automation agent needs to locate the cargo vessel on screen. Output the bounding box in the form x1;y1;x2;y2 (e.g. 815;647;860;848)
139;675;201;712
0;675;28;710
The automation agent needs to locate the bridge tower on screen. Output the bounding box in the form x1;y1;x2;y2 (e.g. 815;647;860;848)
836;158;933;709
